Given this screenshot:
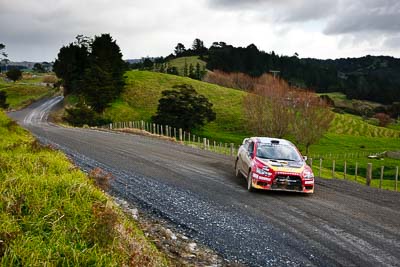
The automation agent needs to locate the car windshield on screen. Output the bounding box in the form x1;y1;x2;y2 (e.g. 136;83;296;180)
256;143;302;162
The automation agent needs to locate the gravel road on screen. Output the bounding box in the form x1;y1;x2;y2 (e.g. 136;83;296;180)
8;97;400;267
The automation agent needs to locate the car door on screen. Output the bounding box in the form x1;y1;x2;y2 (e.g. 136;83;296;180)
242;141;254;176
237;141;248;175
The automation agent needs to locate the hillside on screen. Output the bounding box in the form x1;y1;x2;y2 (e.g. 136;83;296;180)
166;42;400;105
104;70;248;142
104;71;400;154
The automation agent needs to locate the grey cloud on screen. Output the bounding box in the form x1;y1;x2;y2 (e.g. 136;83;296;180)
208;0;338;22
324;0;400;34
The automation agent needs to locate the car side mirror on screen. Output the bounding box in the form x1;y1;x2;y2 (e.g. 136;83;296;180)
248;152;254;158
303;156;308;161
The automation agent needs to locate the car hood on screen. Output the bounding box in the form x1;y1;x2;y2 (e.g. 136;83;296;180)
256;157;305;173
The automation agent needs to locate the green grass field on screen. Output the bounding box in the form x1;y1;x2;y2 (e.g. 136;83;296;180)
0;110;167;266
167;56;206;75
0;74;56;109
103;70;400;190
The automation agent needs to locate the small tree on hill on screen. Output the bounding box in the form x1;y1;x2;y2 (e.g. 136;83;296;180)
0;91;9;109
291;90;334;154
6;68;22;82
152;84;216;130
33;63;46;73
174;43;186;56
373;112;392;127
243;75;293;138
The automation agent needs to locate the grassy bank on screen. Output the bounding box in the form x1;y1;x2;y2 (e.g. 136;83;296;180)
0;111;167;266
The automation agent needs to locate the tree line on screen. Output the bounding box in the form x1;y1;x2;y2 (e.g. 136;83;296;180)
149;39;400;107
53;34;127;126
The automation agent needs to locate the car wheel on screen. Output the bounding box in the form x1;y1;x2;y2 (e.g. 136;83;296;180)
247;171;254;192
235;159;241;178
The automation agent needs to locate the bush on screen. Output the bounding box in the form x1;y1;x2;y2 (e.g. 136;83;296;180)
0;91;9;109
373;112;392;127
64;103;111;127
152;84;216;130
6;68;22;82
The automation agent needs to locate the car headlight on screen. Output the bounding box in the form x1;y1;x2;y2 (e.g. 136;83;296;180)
303;170;314;179
256;167;272;176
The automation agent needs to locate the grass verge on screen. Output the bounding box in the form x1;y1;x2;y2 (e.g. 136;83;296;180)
0;110;168;266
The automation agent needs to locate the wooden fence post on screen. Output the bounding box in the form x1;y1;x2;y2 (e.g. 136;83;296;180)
109;123;112;130
141;120;144;130
379;166;384;189
395;166;398;192
366;163;372;186
153;123;156;134
179;128;183;141
344;161;347;179
332;160;335;179
355;162;358;181
213;141;216;152
319;158;322;178
225;143;228;155
203;138;207;150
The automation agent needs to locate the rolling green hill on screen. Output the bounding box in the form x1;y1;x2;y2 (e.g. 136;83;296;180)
104;70;248;142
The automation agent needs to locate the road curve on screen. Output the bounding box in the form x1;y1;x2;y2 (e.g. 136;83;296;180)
8;97;400;267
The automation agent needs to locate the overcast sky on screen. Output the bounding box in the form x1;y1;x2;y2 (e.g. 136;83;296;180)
1;0;399;62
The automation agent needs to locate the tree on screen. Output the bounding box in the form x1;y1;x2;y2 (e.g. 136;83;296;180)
53;38;89;95
152;84;216;130
243;74;293;138
0;43;8;73
142;57;154;70
183;60;188;77
192;38;207;55
6;68;22;82
174;43;186;56
0;43;6;59
373;112;392;127
82;34;126;112
291;90;334;154
0;91;9;109
33;63;46;73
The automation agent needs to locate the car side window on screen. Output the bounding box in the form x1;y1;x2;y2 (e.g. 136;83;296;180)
248;142;254;154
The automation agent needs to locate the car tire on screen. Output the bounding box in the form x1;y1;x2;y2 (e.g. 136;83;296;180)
235;159;242;178
247;171;254;192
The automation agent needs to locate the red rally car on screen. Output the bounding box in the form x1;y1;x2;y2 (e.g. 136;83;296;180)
235;137;314;193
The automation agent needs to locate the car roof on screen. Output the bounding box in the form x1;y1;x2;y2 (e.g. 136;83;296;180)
250;137;294;146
